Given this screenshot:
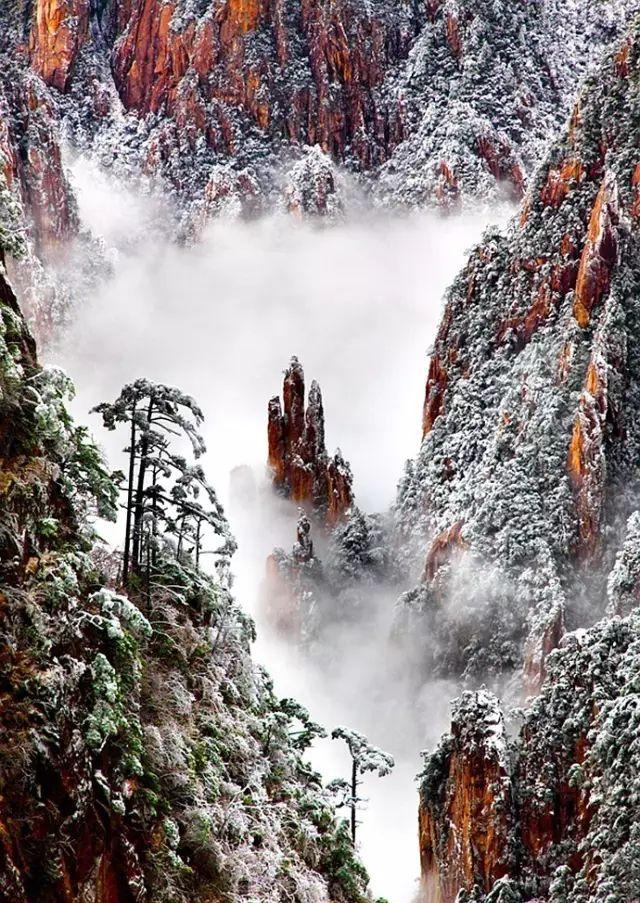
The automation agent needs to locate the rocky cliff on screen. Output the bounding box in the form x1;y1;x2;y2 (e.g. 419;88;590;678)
6;0;640;895
0;0;635;347
395;21;640;686
419;691;515;902
264;357;359;641
412;21;640;901
0;49;87;344
420;605;640;901
2;0;636;230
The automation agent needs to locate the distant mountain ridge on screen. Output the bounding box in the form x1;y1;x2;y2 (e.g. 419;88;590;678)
3;0;639;221
0;0;635;343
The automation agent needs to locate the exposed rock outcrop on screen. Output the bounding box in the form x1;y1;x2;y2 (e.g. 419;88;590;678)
109;0;412;169
6;80;79;259
572;173;619;329
268;356;353;527
421;609;640;901
264;512;320;639
0;60;85;344
522;601;566;697
423;519;465;582
0;0;633;239
420;691;514;902
29;0;89;92
283;146;344;219
607;511;640;616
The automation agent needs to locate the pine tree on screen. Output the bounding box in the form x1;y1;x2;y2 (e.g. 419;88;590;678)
328;727;394;844
93;379;234;588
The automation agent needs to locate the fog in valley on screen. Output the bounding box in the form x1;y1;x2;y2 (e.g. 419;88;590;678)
49;157;512;901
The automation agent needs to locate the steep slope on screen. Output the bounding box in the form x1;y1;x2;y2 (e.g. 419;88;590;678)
1;0;636;229
22;0;423;219
395;21;640;686
412;25;640;899
0;253;369;900
420;605;640;902
377;0;636;208
0;7;104;348
0;0;634;352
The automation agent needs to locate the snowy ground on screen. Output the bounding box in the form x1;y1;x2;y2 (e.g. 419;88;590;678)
51;158;511;901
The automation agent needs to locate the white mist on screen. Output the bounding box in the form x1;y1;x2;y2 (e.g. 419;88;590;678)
49;157;510;901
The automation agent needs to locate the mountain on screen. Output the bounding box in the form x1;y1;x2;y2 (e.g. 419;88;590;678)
5;1;640;899
0;48;92;345
376;0;635;207
0;0;634;346
395;19;640;687
1;0;638;233
420;609;640;902
414;21;640;901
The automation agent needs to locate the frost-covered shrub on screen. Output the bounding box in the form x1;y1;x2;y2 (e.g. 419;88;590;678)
0;155;24;259
607;511;640;616
377;0;636;207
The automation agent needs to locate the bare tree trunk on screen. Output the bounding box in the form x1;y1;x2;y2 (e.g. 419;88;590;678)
146;536;151;611
177;513;186;560
132;399;153;576
151;464;158;568
195;518;202;569
351;758;357;844
122;402;137;586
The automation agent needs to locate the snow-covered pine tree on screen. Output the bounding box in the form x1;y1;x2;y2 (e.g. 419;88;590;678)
329;727;394;844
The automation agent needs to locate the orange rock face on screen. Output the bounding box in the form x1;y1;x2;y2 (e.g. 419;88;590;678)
630;161;640;217
0;77;77;260
614;36;632;77
327;453;354;527
540;157;583;207
573;174;619;328
476;134;525;200
110;0;413;166
22;87;78;259
0;117;17;189
0;78;80;344
496;240;581;349
497;280;554;347
268;357;353;525
434;161;460;205
567;353;608;558
421;630;626;902
29;0;90;92
523;603;565;697
424;520;465;581
420;691;592;901
420;692;514;902
517;730;591;877
445;12;462;57
422;355;448;437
